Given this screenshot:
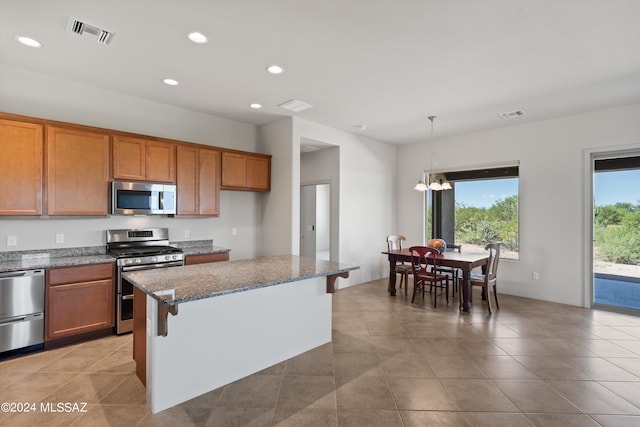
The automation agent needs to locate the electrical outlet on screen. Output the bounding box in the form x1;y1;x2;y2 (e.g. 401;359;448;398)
55;234;64;244
7;235;17;247
231;228;238;236
532;271;539;280
184;230;190;238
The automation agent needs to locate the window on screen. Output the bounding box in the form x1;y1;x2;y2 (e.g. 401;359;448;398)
429;166;519;260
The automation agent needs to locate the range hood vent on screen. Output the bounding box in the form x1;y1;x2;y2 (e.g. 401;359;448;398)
67;17;115;45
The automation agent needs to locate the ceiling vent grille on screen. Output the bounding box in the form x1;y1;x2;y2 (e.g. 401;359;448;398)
500;110;526;119
67;17;114;45
278;99;314;113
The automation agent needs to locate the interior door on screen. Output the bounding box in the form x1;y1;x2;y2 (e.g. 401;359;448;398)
300;184;331;260
300;185;316;258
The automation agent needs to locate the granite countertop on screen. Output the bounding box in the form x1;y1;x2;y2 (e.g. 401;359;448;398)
181;245;230;256
0;240;230;273
124;255;359;306
0;246;116;273
0;255;116;273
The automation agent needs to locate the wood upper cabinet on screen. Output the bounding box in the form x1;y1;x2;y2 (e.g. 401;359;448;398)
46;263;114;342
46;126;110;215
0;119;43;215
176;145;220;216
246;155;270;191
113;136;175;183
221;152;270;191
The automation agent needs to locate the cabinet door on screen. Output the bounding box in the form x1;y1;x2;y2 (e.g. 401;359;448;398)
113;136;146;180
176;145;198;215
46;127;110;215
199;149;220;216
146;140;175;183
221;152;246;188
246;155;270;191
0;119;43;215
46;278;114;340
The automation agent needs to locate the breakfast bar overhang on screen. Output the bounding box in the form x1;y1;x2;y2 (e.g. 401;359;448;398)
123;255;358;414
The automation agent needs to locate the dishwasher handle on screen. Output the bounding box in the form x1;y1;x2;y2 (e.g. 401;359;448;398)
0;269;44;279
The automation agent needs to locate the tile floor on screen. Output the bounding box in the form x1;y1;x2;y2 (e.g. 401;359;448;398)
1;278;640;426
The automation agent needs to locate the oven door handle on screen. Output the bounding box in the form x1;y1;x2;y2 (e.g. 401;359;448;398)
121;261;183;272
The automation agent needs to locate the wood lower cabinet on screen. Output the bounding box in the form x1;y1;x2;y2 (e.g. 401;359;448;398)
133;286;146;385
221;152;271;192
185;252;229;265
0;119;43;215
46;126;110;215
176;145;220;216
113;136;175;183
46;264;115;345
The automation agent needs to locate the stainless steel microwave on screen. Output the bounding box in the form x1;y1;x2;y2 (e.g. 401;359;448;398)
111;182;176;215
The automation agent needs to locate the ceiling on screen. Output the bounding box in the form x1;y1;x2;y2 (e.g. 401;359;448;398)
1;0;640;145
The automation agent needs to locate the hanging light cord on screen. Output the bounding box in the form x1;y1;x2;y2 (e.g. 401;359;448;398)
428;115;436;178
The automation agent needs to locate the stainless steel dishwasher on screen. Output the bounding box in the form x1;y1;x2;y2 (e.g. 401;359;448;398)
0;269;45;353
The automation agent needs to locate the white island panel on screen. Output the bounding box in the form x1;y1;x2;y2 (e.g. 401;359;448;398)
146;275;330;413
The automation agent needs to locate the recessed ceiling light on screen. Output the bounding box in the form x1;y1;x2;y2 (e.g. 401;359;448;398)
249;103;262;109
266;65;284;75
187;32;208;44
15;36;42;48
162;78;179;86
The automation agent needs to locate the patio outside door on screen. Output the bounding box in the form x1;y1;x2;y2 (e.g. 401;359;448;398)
593;155;640;313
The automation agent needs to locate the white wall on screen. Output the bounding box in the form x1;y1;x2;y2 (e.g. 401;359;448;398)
259;118;295;256
397;103;640;307
0;65;263;260
294;118;397;287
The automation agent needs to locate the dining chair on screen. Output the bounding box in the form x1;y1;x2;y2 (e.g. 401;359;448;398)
437;242;461;296
409;246;449;307
386;235;412;296
458;242;501;313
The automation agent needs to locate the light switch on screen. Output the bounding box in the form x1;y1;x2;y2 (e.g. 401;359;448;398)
56;234;64;244
7;235;17;247
231;228;238;236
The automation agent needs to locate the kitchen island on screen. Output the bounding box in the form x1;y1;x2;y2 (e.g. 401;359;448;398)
123;255;358;414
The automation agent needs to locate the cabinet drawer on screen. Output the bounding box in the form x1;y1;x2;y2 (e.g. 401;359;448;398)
185;252;229;265
48;263;113;286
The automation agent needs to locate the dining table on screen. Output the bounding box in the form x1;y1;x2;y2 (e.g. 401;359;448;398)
382;248;490;312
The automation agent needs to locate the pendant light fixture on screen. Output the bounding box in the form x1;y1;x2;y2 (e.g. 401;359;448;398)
414;115;452;191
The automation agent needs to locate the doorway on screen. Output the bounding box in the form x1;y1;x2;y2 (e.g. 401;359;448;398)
300;183;331;260
592;154;640;313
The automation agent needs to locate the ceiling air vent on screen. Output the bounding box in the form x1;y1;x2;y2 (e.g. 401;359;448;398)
278;99;314;113
500;110;526;119
67;17;115;45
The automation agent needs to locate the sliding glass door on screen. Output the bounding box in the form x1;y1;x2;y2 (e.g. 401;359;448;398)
593;156;640;313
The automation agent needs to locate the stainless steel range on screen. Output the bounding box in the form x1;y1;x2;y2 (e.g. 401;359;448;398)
107;228;183;334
